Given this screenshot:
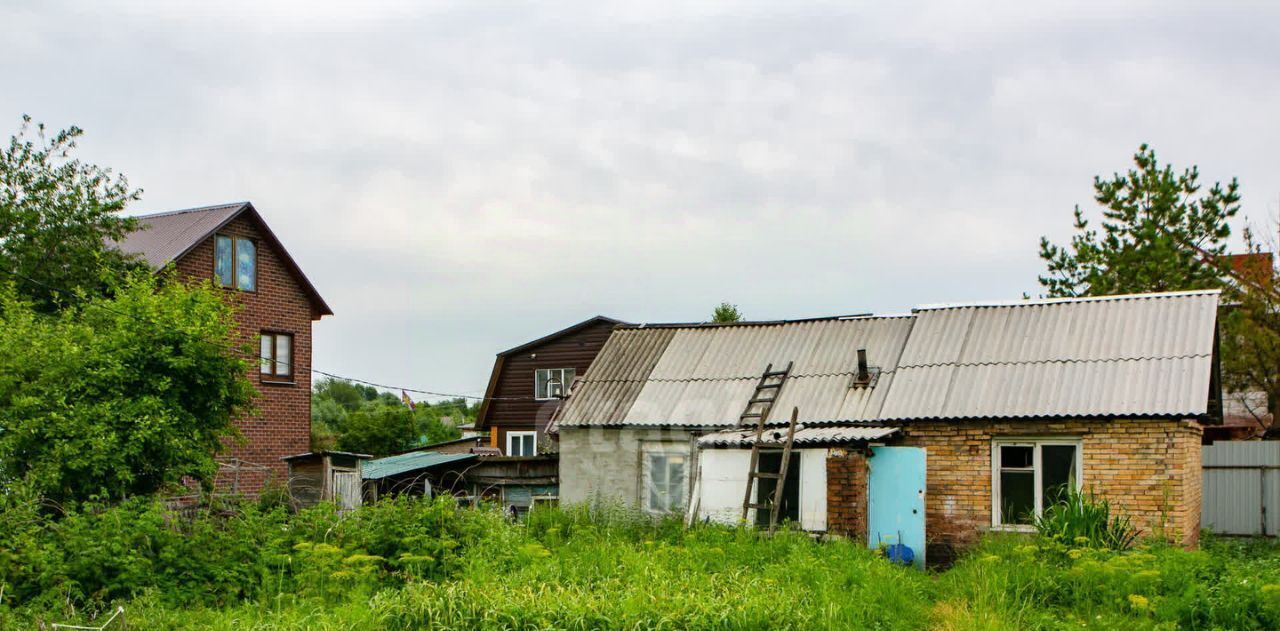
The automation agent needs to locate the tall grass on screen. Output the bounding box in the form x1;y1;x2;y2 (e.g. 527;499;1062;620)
6;494;1280;630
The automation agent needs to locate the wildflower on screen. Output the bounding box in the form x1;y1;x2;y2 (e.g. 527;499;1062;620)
980;554;1001;563
1128;594;1150;611
1074;536;1091;545
342;554;385;565
1067;549;1084;560
1133;569;1160;582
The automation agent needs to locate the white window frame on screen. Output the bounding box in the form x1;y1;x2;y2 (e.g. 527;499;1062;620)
641;445;689;515
534;368;575;400
990;437;1083;530
507;431;537;457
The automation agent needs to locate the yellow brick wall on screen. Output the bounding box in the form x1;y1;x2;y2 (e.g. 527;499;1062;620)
893;418;1203;555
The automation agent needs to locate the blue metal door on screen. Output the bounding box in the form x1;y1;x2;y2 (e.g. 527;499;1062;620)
868;446;926;569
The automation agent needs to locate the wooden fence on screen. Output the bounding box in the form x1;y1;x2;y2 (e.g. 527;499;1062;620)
1201;441;1280;536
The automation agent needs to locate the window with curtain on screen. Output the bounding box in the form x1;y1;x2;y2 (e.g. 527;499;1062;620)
260;332;293;381
214;234;256;291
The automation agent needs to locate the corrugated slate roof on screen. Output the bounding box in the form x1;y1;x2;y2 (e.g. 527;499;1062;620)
361;451;476;480
556;316;916;427
557;290;1220;428
878;290;1219;420
698;424;900;448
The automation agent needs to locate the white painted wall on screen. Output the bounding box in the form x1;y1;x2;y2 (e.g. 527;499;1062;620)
695;448;828;531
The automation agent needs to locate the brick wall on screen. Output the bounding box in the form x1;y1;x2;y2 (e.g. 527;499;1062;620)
172;214;317;495
898;418;1204;553
823;418;1204;559
826;448;868;538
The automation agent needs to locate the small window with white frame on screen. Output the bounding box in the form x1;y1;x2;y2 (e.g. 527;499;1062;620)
534;368;575;400
992;438;1081;527
642;447;688;514
507;431;537;456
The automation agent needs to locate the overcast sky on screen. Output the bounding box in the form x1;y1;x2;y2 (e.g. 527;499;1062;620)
4;1;1279;400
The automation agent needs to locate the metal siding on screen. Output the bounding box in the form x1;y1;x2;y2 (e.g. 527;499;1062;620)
1201;442;1280;536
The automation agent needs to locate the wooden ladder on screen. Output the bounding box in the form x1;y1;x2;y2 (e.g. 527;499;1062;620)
739;362;798;532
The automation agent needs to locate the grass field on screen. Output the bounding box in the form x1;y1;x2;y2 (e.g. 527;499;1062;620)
4;496;1280;630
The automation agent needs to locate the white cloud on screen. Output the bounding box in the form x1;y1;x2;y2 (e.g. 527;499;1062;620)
3;1;1278;396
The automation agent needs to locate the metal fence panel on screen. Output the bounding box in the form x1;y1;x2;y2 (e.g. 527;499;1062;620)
1202;441;1280;536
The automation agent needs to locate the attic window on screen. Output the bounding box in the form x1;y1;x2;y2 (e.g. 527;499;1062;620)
215;234;256;291
535;368;575;400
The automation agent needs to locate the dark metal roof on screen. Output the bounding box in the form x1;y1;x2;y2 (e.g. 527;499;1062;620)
114;202;333;317
497;315;625;357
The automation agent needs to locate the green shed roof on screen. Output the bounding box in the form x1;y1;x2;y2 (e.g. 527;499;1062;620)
362;451;476;480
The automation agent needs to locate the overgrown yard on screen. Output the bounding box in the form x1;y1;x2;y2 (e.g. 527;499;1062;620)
3;493;1280;630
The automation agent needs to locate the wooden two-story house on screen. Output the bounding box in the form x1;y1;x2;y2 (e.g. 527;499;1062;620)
117;202;332;495
475;316;621;456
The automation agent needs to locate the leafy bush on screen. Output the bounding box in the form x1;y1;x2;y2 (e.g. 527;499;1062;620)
8;494;1280;631
1034;488;1139;550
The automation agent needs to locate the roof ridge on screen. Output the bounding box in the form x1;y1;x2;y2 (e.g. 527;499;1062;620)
897;353;1213;369
130;201;250;220
621;313;914;329
914;289;1221;311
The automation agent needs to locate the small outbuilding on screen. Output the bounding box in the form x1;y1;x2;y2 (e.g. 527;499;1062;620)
282;451;372;510
361;451;477;500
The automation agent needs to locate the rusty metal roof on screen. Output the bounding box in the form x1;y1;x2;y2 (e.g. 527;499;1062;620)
115;202;333;316
698;424;899;448
878;290;1220;420
555;316;916;428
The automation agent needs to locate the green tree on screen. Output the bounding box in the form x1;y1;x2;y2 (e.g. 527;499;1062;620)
0;274;255;504
712;302;743;323
1038;144;1239;297
336;403;418;456
1219;226;1280;431
0;116;144;310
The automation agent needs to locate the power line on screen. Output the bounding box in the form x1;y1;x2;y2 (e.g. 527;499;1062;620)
0;266;554;403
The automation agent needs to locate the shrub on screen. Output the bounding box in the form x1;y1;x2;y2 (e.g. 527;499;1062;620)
1034;488;1138;550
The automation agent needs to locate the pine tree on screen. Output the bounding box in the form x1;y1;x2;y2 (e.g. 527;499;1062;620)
1038;144;1240;297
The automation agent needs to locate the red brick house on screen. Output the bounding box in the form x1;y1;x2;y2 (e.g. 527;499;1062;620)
117;202;332;494
475;316;621;456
